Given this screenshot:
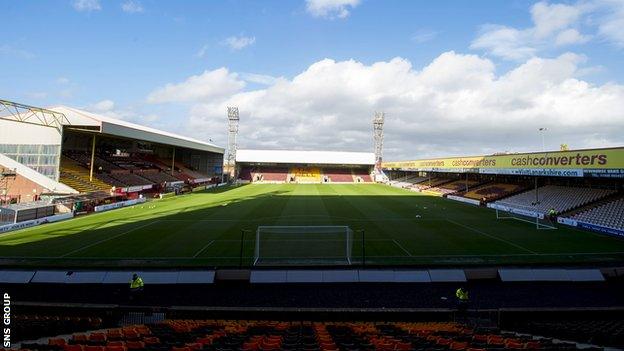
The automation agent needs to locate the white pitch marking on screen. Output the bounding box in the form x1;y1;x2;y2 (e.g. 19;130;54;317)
61;220;159;258
446;219;537;255
192;240;216;258
392;239;413;257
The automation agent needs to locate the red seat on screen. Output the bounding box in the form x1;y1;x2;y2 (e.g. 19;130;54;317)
106;342;124;347
63;345;84;351
124;341;144;350
84;346;105;351
49;338;67;346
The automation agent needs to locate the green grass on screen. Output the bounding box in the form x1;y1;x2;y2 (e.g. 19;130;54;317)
1;183;624;267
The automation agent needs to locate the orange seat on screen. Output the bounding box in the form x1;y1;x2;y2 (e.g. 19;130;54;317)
143;337;160;345
450;341;468;350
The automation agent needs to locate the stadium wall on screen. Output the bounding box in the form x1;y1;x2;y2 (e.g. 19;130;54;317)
0;119;62;180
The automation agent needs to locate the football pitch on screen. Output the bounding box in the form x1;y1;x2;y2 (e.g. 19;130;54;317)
1;183;624;268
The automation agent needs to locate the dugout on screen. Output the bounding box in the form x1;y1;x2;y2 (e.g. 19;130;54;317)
0;201;55;224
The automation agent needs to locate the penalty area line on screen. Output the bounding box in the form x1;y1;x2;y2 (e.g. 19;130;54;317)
446;219;537;255
192;240;216;258
392;239;413;257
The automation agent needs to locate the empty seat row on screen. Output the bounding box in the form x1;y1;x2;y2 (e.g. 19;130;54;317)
494;185;616;215
10;319;607;351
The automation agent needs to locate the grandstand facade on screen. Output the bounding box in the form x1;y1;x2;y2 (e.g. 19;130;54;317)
383;147;624;237
236;149;375;183
0;103;224;204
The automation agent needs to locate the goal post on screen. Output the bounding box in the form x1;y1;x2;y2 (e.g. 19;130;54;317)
254;225;353;266
494;205;557;230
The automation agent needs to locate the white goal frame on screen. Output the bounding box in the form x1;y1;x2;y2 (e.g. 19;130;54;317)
254;225;353;266
495;207;557;230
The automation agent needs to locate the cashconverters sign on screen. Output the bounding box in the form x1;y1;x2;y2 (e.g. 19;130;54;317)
382;147;624;178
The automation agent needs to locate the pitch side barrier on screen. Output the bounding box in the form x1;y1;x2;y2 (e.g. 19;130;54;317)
558;217;624;238
94;198;146;212
0;267;607;284
0;212;74;235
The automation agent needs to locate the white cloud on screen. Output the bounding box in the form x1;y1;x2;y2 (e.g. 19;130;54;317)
196;44;209;58
147;53;623;159
0;44;35;59
72;0;101;12
305;0;361;19
240;73;280;86
555;28;591;46
57;77;70;85
470;25;536;61
88;99;158;123
471;1;624;60
595;0;624;47
222;36;256;50
531;2;582;38
147;68;245;103
121;0;144;13
471;2;580;61
411;29;439;44
91;99;115;111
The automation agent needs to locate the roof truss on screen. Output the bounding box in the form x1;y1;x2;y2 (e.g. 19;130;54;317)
0;99;70;132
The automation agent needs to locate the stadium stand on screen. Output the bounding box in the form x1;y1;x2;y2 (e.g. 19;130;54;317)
292;167;321;183
65;151;122;172
238;167;253;182
427;179;482;195
109;172;152;187
352;169;373;183
60;149;212;191
566;196;624;230
509;319;624;348
94;173;126;188
59;157;112;193
389;175;428;189
494;185;617;215
323;168;354;183
252;167;289;182
137;170;180;184
13;319;606;351
410;177;452;191
461;183;526;203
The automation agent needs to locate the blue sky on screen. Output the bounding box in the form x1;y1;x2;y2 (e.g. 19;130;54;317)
1;0;623;159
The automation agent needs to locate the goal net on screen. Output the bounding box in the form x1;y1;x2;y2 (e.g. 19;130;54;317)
254;225;353;266
494;205;557;230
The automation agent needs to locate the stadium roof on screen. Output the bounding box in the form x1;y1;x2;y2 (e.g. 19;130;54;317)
49;106;224;154
236;149;375;165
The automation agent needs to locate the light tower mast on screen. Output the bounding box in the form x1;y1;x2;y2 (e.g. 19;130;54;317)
226;106;240;179
373;111;385;171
